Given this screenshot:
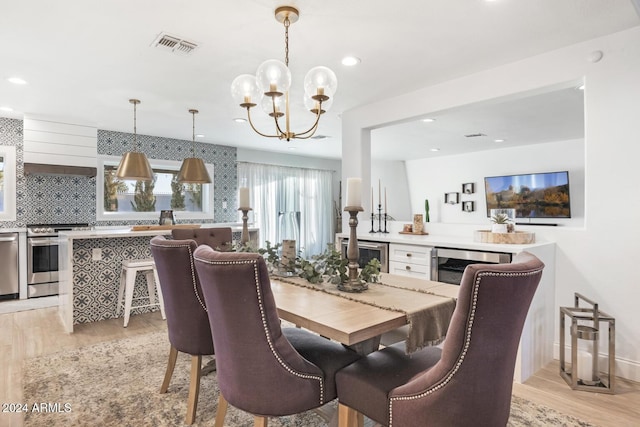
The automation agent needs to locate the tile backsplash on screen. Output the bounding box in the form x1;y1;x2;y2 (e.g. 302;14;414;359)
0;117;238;228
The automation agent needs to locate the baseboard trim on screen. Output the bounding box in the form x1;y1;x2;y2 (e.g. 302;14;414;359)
553;343;640;383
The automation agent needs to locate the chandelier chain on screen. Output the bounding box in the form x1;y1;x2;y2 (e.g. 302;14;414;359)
284;16;290;67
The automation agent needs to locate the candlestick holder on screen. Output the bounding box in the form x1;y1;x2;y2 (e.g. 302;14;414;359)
370;212;375;233
339;206;368;293
238;207;252;245
376;204;383;233
383;213;389;233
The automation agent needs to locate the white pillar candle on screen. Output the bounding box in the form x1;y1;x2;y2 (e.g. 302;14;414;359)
239;187;250;209
577;350;593;381
345;178;362;208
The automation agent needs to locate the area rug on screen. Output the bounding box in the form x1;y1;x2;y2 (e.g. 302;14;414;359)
23;332;595;427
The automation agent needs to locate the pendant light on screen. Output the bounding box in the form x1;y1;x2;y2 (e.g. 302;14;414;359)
116;99;154;181
177;109;212;184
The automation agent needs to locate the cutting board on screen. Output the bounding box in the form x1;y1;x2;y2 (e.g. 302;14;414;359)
130;224;201;231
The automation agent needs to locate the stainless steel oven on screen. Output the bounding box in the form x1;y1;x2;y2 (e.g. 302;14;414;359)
340;239;389;273
431;247;511;285
26;224;90;298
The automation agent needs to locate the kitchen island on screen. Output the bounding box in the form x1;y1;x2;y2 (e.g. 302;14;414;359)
58;224;258;333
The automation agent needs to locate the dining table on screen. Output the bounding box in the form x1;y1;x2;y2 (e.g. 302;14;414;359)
270;272;460;355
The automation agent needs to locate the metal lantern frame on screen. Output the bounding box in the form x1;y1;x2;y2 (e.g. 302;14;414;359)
559;292;615;394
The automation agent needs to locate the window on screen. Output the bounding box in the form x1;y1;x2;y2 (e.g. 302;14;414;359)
0;146;16;221
97;156;214;222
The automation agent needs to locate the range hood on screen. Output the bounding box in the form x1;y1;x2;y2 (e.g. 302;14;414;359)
24;163;97;178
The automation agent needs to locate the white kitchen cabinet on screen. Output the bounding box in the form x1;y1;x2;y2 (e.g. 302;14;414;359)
388;243;433;279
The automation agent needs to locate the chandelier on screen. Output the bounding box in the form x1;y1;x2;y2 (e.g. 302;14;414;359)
116;99;154;181
177;109;212;183
230;6;337;141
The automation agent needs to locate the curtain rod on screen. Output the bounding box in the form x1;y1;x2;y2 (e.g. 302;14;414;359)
236;161;337;173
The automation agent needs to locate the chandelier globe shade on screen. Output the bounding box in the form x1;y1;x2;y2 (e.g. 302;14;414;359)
231;74;261;107
230;5;336;141
304;66;337;98
116;99;154;181
177;109;212;184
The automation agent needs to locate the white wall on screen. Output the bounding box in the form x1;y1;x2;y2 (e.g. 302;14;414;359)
342;27;640;381
372;159;412;221
405;139;585;227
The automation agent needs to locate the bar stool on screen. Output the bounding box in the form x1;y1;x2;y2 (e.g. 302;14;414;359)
117;258;166;327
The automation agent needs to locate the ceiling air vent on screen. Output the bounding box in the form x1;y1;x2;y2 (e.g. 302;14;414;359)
464;133;487;138
152;33;198;55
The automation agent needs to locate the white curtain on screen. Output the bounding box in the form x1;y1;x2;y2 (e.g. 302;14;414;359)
237;162;334;258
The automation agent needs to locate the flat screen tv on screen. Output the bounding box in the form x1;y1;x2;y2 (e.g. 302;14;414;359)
484;171;571;219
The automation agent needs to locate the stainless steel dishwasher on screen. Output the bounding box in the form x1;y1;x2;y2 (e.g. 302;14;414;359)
0;232;19;300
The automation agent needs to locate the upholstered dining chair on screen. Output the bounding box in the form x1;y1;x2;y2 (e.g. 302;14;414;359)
149;235;215;425
171;227;233;251
193;246;362;427
335;251;545;427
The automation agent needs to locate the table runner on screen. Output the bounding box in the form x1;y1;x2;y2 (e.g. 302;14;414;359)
272;273;458;353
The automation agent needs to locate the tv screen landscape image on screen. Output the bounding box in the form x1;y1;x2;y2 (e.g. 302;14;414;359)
484;171;571;218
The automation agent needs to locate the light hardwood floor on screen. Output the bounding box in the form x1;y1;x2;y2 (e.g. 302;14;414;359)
1;306;638;427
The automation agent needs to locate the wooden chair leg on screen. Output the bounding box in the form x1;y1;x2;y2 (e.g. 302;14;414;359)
254;415;268;427
160;345;178;393
185;355;202;425
214;394;229;427
338;403;360;427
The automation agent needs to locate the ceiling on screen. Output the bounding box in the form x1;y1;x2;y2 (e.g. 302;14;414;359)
1;0;638;160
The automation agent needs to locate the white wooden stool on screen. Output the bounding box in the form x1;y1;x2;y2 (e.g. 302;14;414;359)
116;258;166;327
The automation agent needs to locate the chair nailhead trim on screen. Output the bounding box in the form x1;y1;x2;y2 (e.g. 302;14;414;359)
151;241;207;312
195;256;326;405
387;267;543;427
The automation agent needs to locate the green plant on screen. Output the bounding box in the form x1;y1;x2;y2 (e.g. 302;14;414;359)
131;179;156;212
170;175;185;210
360;258;381;283
491;213;510;224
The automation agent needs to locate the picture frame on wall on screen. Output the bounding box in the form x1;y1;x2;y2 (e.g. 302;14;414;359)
444;192;460;205
462;201;475;212
462;182;475;194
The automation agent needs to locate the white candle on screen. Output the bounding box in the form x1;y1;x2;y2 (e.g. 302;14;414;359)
239;187;250;209
577;350;593;382
346;178;362;208
385;187;387;212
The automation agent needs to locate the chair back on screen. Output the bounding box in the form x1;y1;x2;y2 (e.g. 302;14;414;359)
390;251;544;426
172;227;233;251
150;235;213;356
193;245;326;416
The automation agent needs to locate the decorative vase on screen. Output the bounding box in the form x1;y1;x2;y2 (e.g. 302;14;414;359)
424;199;430;222
491;224;508;233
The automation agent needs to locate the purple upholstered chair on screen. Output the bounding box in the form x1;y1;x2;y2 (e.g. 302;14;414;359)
150;235;214;425
335;251;545;427
193;246;362;427
171;227;233;251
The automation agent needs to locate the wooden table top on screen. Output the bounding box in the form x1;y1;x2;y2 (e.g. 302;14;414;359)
270;276;456;347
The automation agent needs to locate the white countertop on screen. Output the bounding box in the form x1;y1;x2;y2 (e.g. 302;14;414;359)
337;230;551;253
59;224;258;240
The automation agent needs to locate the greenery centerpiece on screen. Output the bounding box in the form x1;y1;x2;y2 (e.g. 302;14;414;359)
235;241;381;286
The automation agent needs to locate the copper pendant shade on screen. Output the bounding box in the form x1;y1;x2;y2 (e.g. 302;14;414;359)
178;109;212;184
116;99;154;181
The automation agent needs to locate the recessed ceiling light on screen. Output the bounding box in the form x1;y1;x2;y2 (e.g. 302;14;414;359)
430;148;440;152
577;84;585;90
311;134;329;140
341;56;361;66
233;118;247;123
0;106;14;112
7;77;27;85
494;139;505;143
421;118;436;123
196;134;205;138
288;147;297;151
